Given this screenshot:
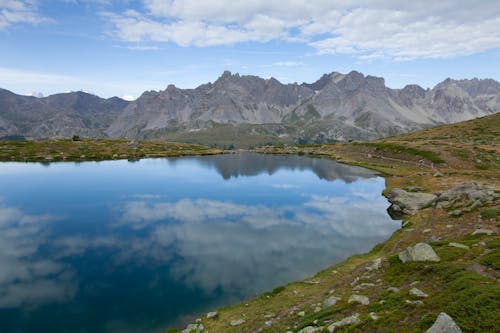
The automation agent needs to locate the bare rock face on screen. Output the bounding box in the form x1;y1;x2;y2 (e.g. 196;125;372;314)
399;243;440;263
387;188;437;216
426;312;463;333
1;72;498;144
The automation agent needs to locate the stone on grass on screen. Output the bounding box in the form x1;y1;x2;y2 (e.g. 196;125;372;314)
471;229;494;236
387;286;400;293
348;294;369;305
365;258;382;271
298;326;323;333
230;319;245;326
448;242;469;250
323;296;341;308
327;313;360;332
369;312;379;320
426;312;463;333
182;323;204;333
206;311;218;319
405;300;424;306
399;243;440;263
409;287;428;298
297;311;306;317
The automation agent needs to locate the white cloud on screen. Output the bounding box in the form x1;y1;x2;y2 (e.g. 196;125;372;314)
120;94;135;101
271;61;304;67
113;191;398;295
0;201;76;308
0;0;50;30
104;0;500;59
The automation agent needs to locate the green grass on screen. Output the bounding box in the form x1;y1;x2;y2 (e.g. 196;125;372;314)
481;209;499;220
0;138;221;162
357;142;446;164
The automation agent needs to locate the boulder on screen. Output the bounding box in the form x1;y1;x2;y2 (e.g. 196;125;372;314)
348;294;369;305
387;286;400;293
182;323;204;333
387;188;436;216
365;258;382;271
471;229;494;236
327;313;360;332
448;242;469;250
399;243;440;263
298;326;323;333
206;311;218;319
426;312;463;333
230;319;245;326
409;287;428;298
323;296;341;307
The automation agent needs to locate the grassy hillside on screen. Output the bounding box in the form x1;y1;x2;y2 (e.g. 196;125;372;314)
174;114;499;333
0;138;221;162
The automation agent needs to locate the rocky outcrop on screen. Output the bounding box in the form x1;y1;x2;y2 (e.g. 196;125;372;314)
387;188;437;216
399;243;440;263
426;312;463;333
435;183;498;211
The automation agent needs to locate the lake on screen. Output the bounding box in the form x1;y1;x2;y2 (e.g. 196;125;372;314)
0;153;399;333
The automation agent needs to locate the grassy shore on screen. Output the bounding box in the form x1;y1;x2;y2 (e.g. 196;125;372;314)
175;114;499;333
0;138;222;162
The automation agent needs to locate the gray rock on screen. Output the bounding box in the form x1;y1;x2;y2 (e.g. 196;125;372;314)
230;319;245;326
387;286;400;293
426;312;463;333
471;228;494;236
409;287;428;298
399;243;440;263
206;311;218;319
405;186;423;192
387;189;437;215
369;312;379;320
365;258;382;271
182;323;204;333
434;171;444;177
405;299;424;306
437;183;498;210
448;242;469;250
353;283;376;291
327;313;360;332
323;296;341;307
297;311;306;317
298;326;323;333
348;294;369;305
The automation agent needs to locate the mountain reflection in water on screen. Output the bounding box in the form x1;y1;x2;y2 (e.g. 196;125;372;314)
0;154;399;333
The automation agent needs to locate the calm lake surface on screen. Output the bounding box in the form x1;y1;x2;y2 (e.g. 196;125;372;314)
0;153;399;333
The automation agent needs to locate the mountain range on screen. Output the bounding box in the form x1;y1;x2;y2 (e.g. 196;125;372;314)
1;71;499;147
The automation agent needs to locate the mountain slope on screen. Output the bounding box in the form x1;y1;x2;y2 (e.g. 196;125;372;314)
0;71;498;145
0;89;128;138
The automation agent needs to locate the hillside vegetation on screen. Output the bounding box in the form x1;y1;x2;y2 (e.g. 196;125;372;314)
0;138;221;162
175;114;499;333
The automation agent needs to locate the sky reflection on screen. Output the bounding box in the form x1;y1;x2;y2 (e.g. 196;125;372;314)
0;154;399;332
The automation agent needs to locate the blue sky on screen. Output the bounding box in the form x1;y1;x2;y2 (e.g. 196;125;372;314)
1;0;499;100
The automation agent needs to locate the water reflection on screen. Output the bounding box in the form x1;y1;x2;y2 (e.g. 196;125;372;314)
0;154;398;333
167;153;377;181
0;201;76;308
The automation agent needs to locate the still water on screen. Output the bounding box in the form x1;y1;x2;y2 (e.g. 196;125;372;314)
0;153;399;332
